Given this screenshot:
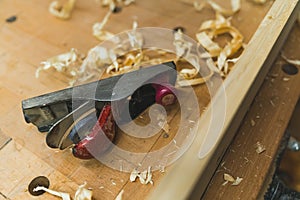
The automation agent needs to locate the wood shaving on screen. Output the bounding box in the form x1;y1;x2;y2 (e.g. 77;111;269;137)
282;77;290;82
105;20;144;75
33;182;92;200
157;113;170;133
222;180;229;186
252;0;267;4
223;173;235;182
281;54;300;66
206;0;240;16
223;173;243;186
192;0;241;16
129;169;139;182
129;167;153;185
197;13;243;76
250;119;256;126
196;32;222;57
36;48;85;79
34;186;71;200
173;29;217;86
93;0;135;41
255;142;266;154
232;177;243;186
49;0;76;20
74;182;93;200
93;11;114;41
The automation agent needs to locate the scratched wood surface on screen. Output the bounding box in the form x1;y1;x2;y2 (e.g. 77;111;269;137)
0;0;278;199
203;24;300;200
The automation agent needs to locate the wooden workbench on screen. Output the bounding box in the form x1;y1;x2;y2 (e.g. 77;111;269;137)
0;0;299;199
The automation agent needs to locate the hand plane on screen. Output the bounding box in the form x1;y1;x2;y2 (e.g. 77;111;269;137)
22;62;177;159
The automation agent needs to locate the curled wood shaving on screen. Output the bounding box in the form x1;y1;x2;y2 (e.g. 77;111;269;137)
173;25;222;86
34;186;71;200
206;0;240;16
49;0;76;20
178;70;214;87
127;20;143;49
196;32;222;57
281;53;300;66
129;167;153;185
192;0;241;16
93;11;114;41
93;0;136;41
173;29;216;86
34;182;92;200
129;169;139;182
36;48;85;79
173;29;194;61
105;20;144;75
197;13;243;76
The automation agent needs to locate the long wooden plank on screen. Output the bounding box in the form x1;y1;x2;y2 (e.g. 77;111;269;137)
203;24;300;199
149;0;300;199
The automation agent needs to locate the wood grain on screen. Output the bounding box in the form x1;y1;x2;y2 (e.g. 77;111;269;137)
149;0;300;199
0;0;291;199
203;24;300;200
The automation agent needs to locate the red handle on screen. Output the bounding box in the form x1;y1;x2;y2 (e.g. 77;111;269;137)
72;104;115;159
152;83;176;106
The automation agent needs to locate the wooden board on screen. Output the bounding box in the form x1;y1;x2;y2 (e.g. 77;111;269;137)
0;0;298;199
203;24;300;200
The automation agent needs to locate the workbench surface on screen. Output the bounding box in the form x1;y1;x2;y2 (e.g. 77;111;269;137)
0;0;299;199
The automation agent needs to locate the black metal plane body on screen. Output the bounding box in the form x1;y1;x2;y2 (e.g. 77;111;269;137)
22;61;177;135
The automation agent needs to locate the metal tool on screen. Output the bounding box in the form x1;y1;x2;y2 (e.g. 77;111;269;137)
22;62;177;158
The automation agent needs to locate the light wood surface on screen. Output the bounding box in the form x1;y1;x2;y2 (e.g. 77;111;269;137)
0;0;296;199
150;0;299;199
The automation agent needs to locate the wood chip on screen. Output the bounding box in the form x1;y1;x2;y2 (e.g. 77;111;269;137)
129;167;153;185
281;54;300;66
252;0;267;4
282;77;290;82
232;177;243;186
255;142;266;154
250;119;256;126
223;173;235;182
223;173;243;186
49;0;76;20
129;169;139;182
192;0;241;16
